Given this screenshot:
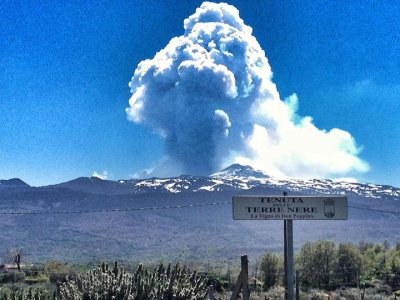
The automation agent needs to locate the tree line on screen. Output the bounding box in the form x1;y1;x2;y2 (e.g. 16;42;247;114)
260;240;400;291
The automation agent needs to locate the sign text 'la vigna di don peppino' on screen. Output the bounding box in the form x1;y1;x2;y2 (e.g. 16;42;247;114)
232;196;348;220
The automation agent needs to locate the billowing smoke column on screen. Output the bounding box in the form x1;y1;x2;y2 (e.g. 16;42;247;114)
127;2;368;178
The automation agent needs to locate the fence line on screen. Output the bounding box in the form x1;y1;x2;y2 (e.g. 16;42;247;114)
0;201;231;215
0;201;399;216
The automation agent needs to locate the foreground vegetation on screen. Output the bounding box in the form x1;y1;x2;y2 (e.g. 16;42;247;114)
1;240;400;299
0;262;208;299
260;240;400;291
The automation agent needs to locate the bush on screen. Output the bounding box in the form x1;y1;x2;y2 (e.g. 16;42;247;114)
0;286;55;300
44;260;71;284
0;271;26;283
59;261;209;299
263;286;285;299
259;252;283;290
206;272;227;292
305;289;330;300
24;272;49;284
0;262;209;299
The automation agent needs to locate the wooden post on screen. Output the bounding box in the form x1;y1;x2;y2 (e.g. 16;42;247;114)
230;255;250;300
208;284;215;300
356;271;359;289
241;255;250;300
295;271;300;300
254;259;259;292
228;268;231;290
230;274;242;300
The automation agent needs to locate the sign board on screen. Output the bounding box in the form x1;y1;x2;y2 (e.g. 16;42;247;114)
232;196;347;220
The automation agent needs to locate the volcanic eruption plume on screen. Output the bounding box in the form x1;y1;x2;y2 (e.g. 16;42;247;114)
126;2;368;178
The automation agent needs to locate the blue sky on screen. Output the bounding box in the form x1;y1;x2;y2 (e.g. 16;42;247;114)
1;0;399;187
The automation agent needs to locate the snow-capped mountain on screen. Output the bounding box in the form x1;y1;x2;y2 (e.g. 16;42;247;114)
46;164;399;200
0;164;399;263
211;163;269;179
3;164;398;200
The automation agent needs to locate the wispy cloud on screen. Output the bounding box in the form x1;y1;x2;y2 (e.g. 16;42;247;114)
332;177;358;183
92;170;108;180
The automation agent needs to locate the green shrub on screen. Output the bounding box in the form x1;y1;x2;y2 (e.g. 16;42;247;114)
44;260;71;284
24;272;49;284
0;271;26;283
59;261;209;299
206;272;227;292
259;252;283;290
263;286;285;299
0;286;56;300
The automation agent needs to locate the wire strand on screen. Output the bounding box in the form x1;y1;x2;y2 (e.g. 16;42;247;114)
0;202;398;216
0;201;231;215
348;205;400;215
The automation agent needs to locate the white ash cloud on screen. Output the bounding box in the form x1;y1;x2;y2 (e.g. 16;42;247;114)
92;170;108;180
126;2;368;178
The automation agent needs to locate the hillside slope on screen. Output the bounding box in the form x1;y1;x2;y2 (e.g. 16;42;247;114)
0;164;399;263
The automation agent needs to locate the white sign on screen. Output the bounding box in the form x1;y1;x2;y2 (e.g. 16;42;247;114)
232;196;347;220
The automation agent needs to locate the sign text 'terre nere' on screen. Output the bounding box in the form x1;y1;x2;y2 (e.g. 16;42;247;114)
232;196;348;220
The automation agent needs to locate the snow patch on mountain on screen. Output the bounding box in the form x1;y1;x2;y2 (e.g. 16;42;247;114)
211;163;269;180
12;164;399;200
121;164;400;200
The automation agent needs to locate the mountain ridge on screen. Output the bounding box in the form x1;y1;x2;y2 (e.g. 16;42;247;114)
0;164;399;263
0;178;30;188
1;164;399;199
211;163;269;179
55;164;400;199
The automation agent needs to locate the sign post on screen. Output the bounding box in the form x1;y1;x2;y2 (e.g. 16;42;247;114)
285;219;294;300
232;195;347;300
